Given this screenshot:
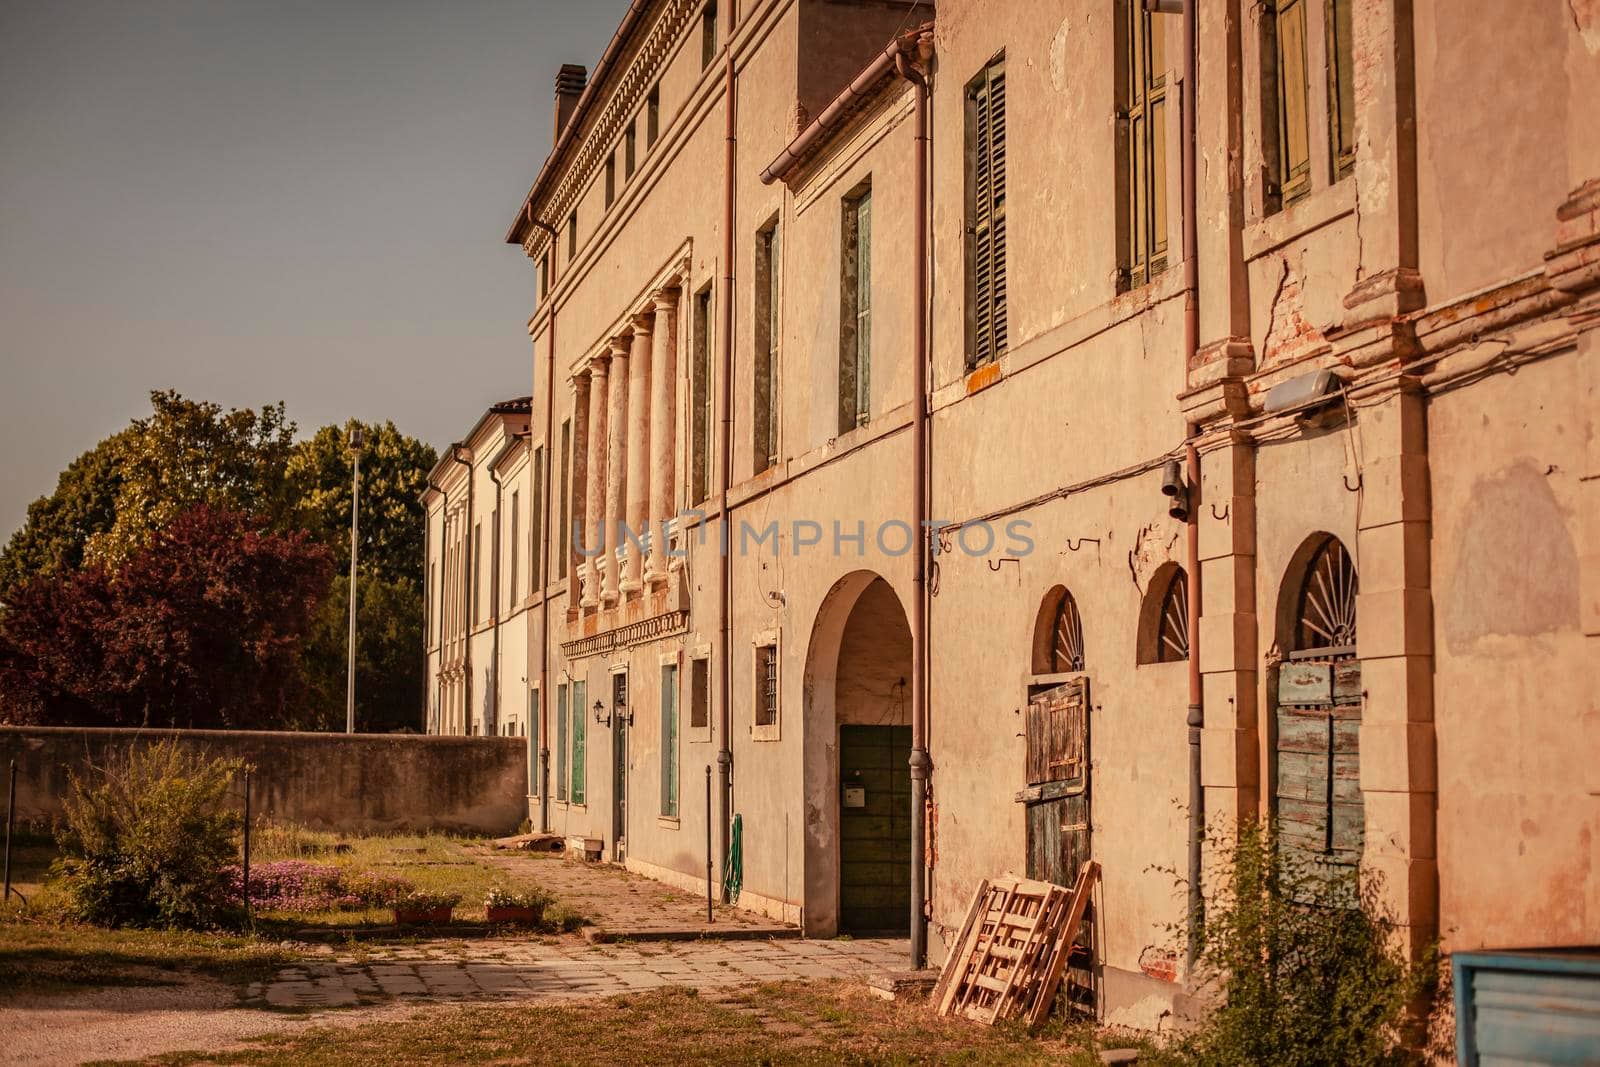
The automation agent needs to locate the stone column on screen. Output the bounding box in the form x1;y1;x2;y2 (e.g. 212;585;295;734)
622;310;654;595
602;336;629;606
581;355;611;610
569;371;591;609
646;287;680;585
1353;383;1437;958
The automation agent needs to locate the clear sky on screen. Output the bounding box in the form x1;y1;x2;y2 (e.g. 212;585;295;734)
0;1;622;540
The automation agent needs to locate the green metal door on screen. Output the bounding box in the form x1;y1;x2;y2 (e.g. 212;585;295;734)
839;724;911;934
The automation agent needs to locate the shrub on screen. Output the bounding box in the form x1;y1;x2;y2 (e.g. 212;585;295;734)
483;886;553;911
55;741;244;929
1169;820;1434;1067
227;861;414;912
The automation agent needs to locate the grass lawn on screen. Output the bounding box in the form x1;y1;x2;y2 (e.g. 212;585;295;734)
115;982;1160;1066
0;919;299;999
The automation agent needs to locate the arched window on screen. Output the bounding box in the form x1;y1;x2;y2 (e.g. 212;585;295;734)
1138;563;1189;665
1032;586;1086;674
1294;535;1358;651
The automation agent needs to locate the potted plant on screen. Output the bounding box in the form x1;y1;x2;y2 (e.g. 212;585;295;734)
392;889;460;926
484;886;551;926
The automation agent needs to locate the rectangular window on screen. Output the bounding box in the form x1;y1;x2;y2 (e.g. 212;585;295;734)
839;183;872;433
571;679;587;804
558;419;571;580
427;560;436;644
754;219;781;473
1326;0;1355;181
691;285;713;504
540;252;550;298
690;655;709;730
646;84;661;146
1268;0;1312;208
567;210;577;260
530;447;544;591
528;688;540;797
473;521;483;624
754;644;779;729
557;683;569;800
605;152;616;208
660;663;679;817
701;1;717;69
509;490;520;607
965;57;1008;369
1119;3;1168;290
624;121;637;179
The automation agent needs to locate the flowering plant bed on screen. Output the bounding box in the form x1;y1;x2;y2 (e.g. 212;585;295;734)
229;860;415;913
483;886;552;925
392;890;461;926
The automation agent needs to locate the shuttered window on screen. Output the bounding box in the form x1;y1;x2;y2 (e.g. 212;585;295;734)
965;57;1007;370
691;286;713;504
509;489;520;607
556;683;569;801
1119;2;1168;289
660;664;679;817
1326;0;1355;180
1271;0;1313;206
839;183;872;433
530;447;543;591
557;420;570;580
570;679;587;805
754;220;781;473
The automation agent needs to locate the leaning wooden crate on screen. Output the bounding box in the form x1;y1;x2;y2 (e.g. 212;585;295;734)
931;861;1100;1027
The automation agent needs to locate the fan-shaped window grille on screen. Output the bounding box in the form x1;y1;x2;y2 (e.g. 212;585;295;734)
1048;589;1085;673
1294;537;1357;651
1155;567;1189;663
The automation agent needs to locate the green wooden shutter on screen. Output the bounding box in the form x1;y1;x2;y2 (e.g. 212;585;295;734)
661;664;679;817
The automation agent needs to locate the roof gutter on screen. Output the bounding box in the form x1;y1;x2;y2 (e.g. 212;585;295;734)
506;1;654;247
760;27;930;186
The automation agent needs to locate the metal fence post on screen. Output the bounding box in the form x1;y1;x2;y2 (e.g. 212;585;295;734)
3;760;15;905
242;767;252;917
705;765;713;924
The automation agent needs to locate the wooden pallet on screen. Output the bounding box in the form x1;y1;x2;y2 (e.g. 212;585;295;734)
932;861;1101;1027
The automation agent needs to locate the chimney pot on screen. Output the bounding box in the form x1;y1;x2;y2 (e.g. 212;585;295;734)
554;64;588;145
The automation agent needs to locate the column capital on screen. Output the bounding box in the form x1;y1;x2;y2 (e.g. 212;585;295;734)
630;308;655;334
651;287;681;313
587;353;611;377
608;334;630;358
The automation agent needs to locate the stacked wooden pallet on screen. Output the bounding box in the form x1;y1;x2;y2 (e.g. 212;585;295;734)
931;861;1100;1027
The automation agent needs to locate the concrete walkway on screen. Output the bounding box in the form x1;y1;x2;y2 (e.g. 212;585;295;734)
474;846;795;941
254;935;909;1009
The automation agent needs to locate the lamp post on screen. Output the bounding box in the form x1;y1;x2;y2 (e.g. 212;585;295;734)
346;425;364;734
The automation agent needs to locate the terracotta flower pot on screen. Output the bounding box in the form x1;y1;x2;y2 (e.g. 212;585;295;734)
486;904;545;925
393;905;453;926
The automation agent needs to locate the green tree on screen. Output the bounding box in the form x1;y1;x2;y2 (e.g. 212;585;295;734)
299;574;426;733
85;390;298;567
285;420;437;587
0;428;131;598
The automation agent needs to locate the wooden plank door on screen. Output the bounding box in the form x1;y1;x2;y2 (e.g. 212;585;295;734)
1022;679;1090;887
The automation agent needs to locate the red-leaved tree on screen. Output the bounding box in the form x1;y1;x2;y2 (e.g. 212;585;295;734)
0;506;332;729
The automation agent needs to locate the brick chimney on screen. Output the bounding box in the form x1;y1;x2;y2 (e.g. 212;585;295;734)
554;64;588;144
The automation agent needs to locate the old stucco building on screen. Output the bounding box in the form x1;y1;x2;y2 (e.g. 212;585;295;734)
437;0;1596;1024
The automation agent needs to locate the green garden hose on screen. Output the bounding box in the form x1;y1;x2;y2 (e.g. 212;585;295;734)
722;813;743;904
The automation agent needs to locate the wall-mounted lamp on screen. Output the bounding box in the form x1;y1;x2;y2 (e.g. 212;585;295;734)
593;699;609;727
1161;458;1190;523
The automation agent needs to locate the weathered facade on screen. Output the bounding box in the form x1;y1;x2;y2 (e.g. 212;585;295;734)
462;0;1598;1024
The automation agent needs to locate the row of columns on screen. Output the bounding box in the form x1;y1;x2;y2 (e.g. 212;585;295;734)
577;285;680;610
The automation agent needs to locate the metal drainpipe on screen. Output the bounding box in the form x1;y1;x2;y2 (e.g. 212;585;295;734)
426;476;446;734
895;43;932;972
449;444;474;735
529;212;560;834
715;8;737;905
1176;0;1205;975
487;438;519;738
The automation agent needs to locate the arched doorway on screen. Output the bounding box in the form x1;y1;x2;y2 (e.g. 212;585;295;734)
1272;534;1363;875
802;571;913;936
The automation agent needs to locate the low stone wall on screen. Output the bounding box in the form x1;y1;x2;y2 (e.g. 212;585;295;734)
0;726;528;836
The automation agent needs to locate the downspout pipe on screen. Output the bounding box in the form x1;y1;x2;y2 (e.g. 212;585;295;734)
425;476;446;734
487;437;520;738
895;43;932;972
528;216;560;834
1151;0;1206;975
716;4;737;905
449;443;475;735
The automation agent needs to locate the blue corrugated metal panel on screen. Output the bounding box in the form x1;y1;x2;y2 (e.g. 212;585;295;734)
1454;951;1600;1066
